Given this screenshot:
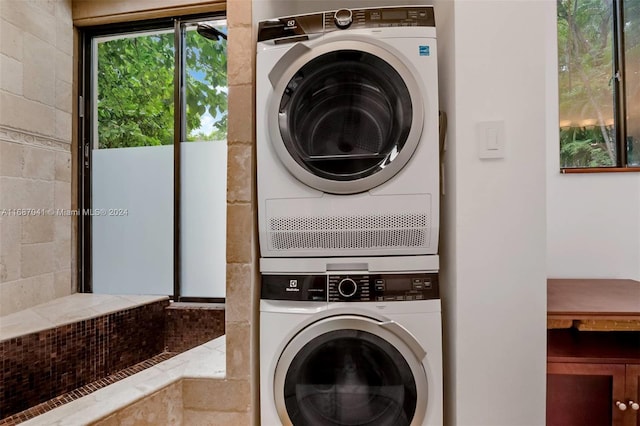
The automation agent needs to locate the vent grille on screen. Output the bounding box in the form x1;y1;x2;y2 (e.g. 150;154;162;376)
268;213;430;251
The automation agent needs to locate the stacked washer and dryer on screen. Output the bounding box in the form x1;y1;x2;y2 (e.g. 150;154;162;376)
257;6;442;425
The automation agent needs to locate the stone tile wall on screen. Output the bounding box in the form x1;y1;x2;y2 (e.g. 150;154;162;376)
0;0;74;316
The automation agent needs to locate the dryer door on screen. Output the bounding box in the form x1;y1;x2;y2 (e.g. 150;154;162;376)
273;314;428;426
268;39;424;194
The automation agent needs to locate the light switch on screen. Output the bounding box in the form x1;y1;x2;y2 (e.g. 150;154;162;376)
477;121;505;159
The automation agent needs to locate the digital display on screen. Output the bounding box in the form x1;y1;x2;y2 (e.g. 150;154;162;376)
383;277;410;292
382;10;408;20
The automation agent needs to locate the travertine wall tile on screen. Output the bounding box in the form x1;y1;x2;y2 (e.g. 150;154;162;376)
0;177;54;209
227;84;254;144
183;378;251;412
0;142;24;177
0;0;57;43
21;215;55;243
227;0;251;28
22;33;56;106
0;92;56;135
183;409;251;425
0;53;23;96
54;268;72;297
225;263;252;323
102;380;183;426
54;151;71;182
21;242;56;277
55;110;72;141
226;203;253;263
23;146;56;180
225;321;251;380
56;51;73;84
227;143;252;202
54;180;71;209
0;215;21;282
0;19;24;61
227;27;253;86
55;79;73;113
54;238;71;270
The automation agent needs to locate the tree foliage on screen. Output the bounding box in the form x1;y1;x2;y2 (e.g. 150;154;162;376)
97;27;227;149
557;0;640;167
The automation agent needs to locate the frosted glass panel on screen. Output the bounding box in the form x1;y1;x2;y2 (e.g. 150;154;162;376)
180;141;227;298
92;146;174;295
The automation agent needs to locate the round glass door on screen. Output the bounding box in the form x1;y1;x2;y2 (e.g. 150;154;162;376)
268;41;424;194
279;50;412;183
282;329;417;425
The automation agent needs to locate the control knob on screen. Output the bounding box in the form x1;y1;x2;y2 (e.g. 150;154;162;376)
338;278;358;298
334;9;353;29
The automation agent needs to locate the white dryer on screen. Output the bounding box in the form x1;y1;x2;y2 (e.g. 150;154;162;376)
257;6;439;258
260;256;443;426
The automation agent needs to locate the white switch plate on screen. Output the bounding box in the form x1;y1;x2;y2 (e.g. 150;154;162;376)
477;121;505;159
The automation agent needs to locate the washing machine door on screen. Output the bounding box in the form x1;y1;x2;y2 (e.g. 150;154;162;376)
268;39;424;194
273;314;428;426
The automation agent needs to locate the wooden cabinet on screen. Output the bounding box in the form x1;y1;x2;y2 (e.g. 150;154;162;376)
547;279;640;426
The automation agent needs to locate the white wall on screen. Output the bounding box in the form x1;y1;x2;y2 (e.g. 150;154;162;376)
438;1;548;425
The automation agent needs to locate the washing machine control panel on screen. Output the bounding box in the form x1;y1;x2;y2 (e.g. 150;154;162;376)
261;273;438;302
328;273;438;302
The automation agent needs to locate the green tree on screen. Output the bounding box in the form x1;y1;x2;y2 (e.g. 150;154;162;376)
97;27;227;149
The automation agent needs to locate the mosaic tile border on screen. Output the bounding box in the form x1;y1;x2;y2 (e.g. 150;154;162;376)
0;352;178;426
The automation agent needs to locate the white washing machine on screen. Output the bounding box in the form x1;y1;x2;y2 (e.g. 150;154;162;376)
260;256;443;426
257;6;439;258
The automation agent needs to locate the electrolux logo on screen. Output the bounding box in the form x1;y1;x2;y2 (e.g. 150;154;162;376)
286;279;299;292
419;45;430;56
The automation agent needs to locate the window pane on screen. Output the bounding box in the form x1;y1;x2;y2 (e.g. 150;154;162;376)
185;21;228;141
624;0;640;166
96;31;175;148
558;0;617;168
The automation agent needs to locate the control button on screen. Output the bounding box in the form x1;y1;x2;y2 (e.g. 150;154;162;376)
337;278;358;298
405;295;414;301
334;9;353;29
415;294;424;300
412;278;422;284
396;295;405;301
423;281;433;289
377;296;384;301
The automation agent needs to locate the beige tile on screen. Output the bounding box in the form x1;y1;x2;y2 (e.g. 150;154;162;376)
225;321;252;380
0;141;24;177
227;27;253;86
53;268;72;297
227;143;252;202
183;378;250;412
56;12;73;55
182;410;251;426
55;50;72;84
226;203;253;263
22;214;55;243
54;238;71;270
0;215;21;282
23;145;56;180
0;18;23;61
54;151;71;182
54;180;71;209
54;109;72;142
0;91;56;136
0;53;23;96
0;278;32;315
0;306;52;341
21;241;56;277
0;0;56;44
55;78;72;113
53;214;71;241
23;32;56;106
227;0;252;28
0;176;54;209
227;85;254;144
225;263;253;323
108;381;183;426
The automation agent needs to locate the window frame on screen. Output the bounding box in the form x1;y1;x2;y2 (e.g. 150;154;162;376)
558;0;640;173
77;13;227;301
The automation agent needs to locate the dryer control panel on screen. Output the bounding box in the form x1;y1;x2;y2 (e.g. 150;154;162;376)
261;272;438;302
257;6;435;43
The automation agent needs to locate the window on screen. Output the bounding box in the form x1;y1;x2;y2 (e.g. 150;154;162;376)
79;15;228;300
557;0;640;170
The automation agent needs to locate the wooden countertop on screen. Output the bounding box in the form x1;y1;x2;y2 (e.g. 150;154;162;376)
548;279;640;320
